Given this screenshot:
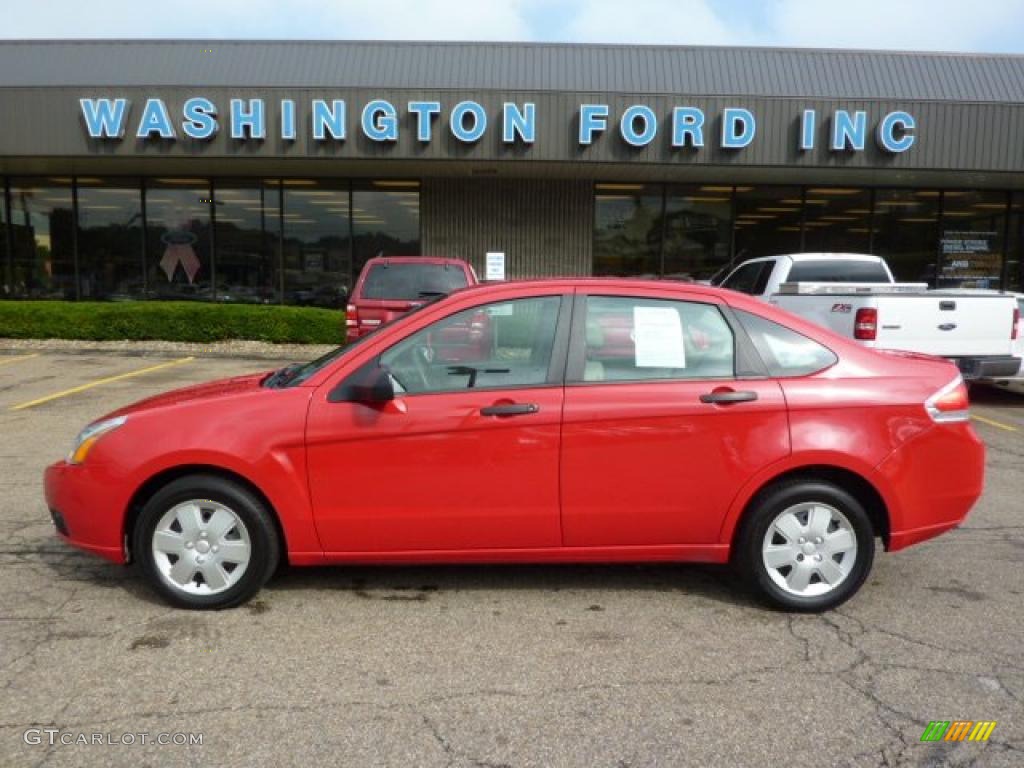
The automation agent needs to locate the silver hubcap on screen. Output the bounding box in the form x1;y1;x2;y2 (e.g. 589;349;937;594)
151;500;252;596
762;502;858;597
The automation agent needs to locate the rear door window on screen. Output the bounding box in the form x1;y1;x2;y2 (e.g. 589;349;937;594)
361;263;469;301
576;296;735;382
722;261;774;295
786;260;890;283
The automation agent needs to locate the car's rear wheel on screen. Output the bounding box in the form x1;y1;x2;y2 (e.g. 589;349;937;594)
735;480;875;612
133;475;279;610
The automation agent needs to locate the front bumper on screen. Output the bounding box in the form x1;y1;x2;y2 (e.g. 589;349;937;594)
954;355;1021;380
44;461;127;564
876;421;985;551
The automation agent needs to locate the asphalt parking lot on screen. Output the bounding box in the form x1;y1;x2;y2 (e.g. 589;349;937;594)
0;348;1022;768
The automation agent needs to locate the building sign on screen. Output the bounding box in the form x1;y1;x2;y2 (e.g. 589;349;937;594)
79;98;916;154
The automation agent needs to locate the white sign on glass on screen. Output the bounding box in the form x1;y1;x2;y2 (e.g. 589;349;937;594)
633;306;686;368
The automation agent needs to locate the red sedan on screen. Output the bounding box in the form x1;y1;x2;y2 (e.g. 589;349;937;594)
45;279;984;611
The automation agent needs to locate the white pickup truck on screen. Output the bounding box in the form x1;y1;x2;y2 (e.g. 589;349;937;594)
718;253;1020;380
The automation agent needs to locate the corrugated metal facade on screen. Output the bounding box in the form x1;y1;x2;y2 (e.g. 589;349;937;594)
2;41;1023;102
422;179;593;277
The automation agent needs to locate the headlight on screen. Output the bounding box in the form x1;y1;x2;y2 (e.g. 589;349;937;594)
67;416;127;464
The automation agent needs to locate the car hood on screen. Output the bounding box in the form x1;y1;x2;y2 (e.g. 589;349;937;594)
106;371;272;418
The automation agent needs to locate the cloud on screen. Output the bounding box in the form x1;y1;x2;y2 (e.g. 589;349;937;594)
0;0;532;41
557;0;746;46
1;0;1022;53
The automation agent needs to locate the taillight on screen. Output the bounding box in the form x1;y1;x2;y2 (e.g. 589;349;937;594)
346;304;359;329
925;376;970;423
1012;306;1020;341
854;307;878;340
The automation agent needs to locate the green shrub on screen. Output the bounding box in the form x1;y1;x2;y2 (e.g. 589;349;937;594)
0;301;343;344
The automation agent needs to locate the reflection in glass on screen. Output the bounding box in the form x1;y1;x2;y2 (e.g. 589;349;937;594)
282;182;350;308
1;180;10;298
352;183;420;277
732;186;802;263
1008;193;1023;291
593;185;662;277
76;178;144;300
214;182;281;303
938;190;1007;289
801;187;872;255
8;178;75;299
872;189;940;285
145;180;212;301
663;185;732;281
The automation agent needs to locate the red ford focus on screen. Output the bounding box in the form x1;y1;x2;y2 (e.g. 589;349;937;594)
44;279;984;611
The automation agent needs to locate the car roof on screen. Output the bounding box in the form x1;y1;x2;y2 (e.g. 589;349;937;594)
363;256;471;266
782;252;883;262
448;276;749;304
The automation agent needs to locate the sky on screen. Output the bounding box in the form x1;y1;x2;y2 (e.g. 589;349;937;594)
2;0;1024;54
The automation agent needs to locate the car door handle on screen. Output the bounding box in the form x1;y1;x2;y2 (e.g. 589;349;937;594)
480;403;539;417
699;390;758;404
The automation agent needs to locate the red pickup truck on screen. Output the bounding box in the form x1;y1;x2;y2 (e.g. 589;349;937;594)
346;256;479;342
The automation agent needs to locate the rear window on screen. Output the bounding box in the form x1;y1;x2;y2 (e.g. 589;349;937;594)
737;310;837;377
787;260;890;283
721;261;775;295
360;263;469;301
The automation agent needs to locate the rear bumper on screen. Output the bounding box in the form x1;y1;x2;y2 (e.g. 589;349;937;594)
44;461;127;564
955;355;1020;380
876;421;985;551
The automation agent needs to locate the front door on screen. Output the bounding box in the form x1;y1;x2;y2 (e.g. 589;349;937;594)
560;292;790;546
307;293;569;553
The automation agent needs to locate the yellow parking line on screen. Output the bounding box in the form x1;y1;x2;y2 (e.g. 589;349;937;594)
9;357;194;411
0;352;40;367
971;413;1018;432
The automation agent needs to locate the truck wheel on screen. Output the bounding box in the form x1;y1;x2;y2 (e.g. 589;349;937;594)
133;475;280;610
735;480;875;612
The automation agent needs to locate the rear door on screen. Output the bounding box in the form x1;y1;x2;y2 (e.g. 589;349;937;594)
559;289;790;546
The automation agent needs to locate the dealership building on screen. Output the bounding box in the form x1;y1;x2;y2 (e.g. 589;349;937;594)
0;40;1022;305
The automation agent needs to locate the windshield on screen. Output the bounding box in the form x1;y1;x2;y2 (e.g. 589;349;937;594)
265;297;443;388
361;263;469;301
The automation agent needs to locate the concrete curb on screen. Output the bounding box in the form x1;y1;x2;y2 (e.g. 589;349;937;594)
0;338;337;361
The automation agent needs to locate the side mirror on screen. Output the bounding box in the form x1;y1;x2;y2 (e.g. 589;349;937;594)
329;362;395;404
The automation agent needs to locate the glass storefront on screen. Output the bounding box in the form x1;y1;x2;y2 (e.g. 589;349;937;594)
282;181;350;308
801;187;873;255
145;179;213;301
214;181;281;304
1;175;1022;300
733;185;802;263
938;190;1007;289
593;184;664;277
353;181;421;277
663;185;732;281
591;183;1022;289
76;177;144;300
0;176;420;304
872;189;941;285
7;178;75;299
1008;193;1023;292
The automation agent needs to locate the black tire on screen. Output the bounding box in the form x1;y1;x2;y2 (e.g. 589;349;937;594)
734;479;876;612
133;474;280;610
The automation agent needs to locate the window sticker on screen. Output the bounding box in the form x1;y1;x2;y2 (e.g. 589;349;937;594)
633;306;686;368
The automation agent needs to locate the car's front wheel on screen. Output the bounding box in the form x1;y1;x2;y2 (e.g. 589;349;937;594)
735;480;875;612
133;475;280;609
